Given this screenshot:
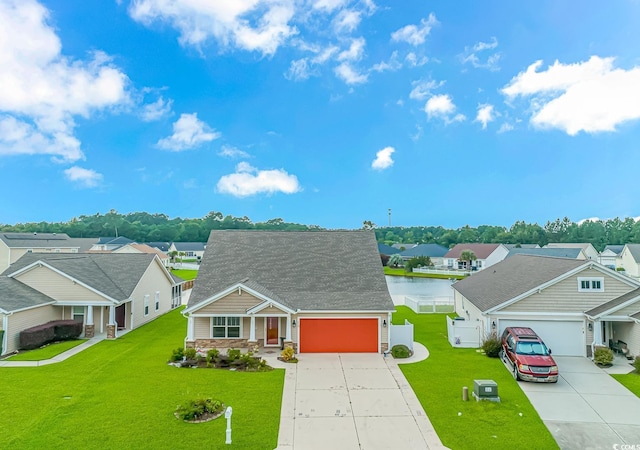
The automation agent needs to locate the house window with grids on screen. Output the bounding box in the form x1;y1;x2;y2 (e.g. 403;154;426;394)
578;277;604;292
212;317;241;338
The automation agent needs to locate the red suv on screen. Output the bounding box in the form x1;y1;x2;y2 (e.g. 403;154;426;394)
500;327;558;383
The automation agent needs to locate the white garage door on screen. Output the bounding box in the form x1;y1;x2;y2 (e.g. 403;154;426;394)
498;319;585;356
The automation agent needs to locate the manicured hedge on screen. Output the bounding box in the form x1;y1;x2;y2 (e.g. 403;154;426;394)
19;320;83;350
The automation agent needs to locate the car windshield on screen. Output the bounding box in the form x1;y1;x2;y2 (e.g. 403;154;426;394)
515;341;549;356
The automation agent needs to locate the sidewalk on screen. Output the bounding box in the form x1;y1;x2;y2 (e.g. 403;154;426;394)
0;333;106;367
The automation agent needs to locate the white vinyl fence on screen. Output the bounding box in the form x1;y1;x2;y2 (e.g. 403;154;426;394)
446;315;481;348
405;296;455;314
412;267;470;277
389;320;414;352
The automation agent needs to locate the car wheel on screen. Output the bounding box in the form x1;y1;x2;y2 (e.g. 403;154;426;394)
513;365;520;381
498;349;504;361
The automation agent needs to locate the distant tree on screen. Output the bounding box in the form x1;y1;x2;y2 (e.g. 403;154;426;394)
362;220;376;230
459;249;477;271
169;251;178;263
404;256;433;273
380;254;390;266
388;254;404;268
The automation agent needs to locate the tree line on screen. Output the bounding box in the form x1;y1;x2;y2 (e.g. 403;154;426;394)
2;211;640;251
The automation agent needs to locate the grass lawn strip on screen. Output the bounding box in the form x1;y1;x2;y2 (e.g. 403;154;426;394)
170;269;198;281
612;371;640;398
0;308;284;449
6;339;86;361
384;266;465;280
392;306;558;450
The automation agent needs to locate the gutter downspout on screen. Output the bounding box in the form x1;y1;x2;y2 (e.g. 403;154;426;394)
2;312;12;356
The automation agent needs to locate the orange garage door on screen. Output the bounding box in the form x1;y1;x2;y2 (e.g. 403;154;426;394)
299;318;379;353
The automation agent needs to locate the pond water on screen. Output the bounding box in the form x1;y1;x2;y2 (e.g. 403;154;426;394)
385;275;455;305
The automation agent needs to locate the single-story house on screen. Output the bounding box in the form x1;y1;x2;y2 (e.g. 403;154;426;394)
113;243;171;267
452;254;640;358
619;244;640;279
378;243;400;255
169;242;206;260
90;236;135;252
545;243;599;260
0;253;180;355
504;244;540;249
183;230;395;353
506;247;587;260
598;245;624;270
399;243;449;266
445;243;509;271
145;242;172;253
0;232;84;272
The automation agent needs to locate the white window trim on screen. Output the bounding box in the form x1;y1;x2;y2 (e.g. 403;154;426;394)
210;316;243;339
144;294;149;317
578;277;604;292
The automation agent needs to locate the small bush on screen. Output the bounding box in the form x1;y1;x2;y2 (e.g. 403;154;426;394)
206;348;219;363
175;398;224;421
227;348;241;361
53;320;83;340
594;347;614;366
169;347;184;362
183;347;197;360
281;347;295;362
482;332;502;358
634;357;640;374
391;344;411;358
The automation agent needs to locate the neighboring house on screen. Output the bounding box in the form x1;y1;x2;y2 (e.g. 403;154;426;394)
619;244;640;279
183;230;395;354
452;254;640;358
599;245;625;270
378;243;400;255
399;243;449;266
90;236;135;252
145;242;172;253
169;242;206;260
506;247;587;260
0;253;180;355
0;232;83;272
545;243;599;260
392;243;416;251
503;244;540;249
444;243;509;271
113;243;171;267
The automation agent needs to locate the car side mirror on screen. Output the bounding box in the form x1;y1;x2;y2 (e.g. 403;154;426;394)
548;349;552;355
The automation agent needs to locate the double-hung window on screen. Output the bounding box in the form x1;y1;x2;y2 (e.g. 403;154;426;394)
155;291;160;311
212;317;241;338
144;295;149;316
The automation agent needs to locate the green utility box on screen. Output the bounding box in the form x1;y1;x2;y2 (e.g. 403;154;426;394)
473;379;500;402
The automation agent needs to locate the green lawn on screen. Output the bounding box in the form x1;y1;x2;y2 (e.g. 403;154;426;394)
171;269;198;281
612;370;640;397
6;339;86;361
392;306;558;450
384;266;465;280
0;308;284;449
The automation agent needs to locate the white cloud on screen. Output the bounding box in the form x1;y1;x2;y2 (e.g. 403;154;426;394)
475;104;497;129
371;146;395;170
334;63;368;84
217;161;301;197
405;52;428;67
129;0;298;56
285;58;313;81
0;0;130;163
502;56;640;135
459;37;500;71
424;94;465;124
338;37;366;61
64;166;103;188
141;96;172;121
409;79;444;101
219;144;250;159
333;9;361;33
313;0;348;12
370;51;401;73
156;113;221;151
498;122;514;133
391;13;438;46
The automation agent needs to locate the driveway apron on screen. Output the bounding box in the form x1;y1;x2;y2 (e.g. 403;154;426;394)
273;353;447;450
517;356;640;450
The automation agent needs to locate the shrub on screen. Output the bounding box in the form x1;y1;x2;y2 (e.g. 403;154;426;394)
170;347;184;362
281;347;295;362
391;344;411;358
634;357;640;374
227;348;241;361
482;332;502;358
19;320;83;350
54;320;83;340
183;347;197;360
594;347;614;366
206;348;219;362
175;398;224;421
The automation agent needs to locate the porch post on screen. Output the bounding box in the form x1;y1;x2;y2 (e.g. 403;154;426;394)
249;315;256;342
285;315;292;341
106;306;116;339
593;320;603;346
85;306;95;339
187;315;195;341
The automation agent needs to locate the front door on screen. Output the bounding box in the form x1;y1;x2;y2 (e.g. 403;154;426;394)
266;317;279;346
115;304;126;329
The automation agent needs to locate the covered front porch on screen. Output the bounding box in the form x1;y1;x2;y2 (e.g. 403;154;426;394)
588;316;637;360
58;301;132;339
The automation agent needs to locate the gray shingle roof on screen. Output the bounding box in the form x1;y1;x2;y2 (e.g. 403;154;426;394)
0;277;55;313
146;242;171;252
378;243;400;255
400;243;448;258
453;255;587;312
172;242;206;251
603;245;624;255
584;287;640;317
504;244;540;249
3;253;160;301
506;247;583;259
445;243;501;259
0;232;75;248
189;230;394;312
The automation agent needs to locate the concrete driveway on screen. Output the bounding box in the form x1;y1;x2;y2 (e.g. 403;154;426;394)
272;352;447;450
517;356;640;449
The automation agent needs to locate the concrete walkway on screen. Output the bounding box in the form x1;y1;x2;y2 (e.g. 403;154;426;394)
267;346;447;450
0;334;106;367
518;356;640;450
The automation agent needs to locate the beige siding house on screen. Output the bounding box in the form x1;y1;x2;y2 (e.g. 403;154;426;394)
1;253;179;355
184;230;394;354
453;255;640;359
619;244;640;279
0;232;86;272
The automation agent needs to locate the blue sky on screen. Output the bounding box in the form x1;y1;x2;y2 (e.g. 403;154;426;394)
2;1;640;229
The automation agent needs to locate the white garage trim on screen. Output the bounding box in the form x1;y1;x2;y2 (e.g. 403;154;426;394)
497;318;586;357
